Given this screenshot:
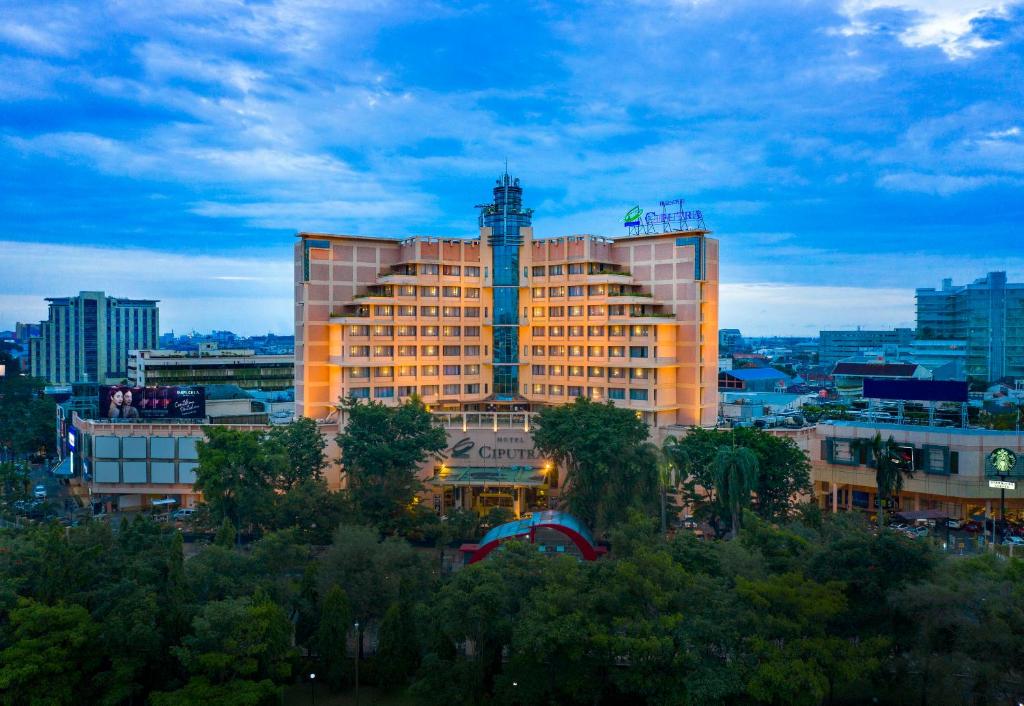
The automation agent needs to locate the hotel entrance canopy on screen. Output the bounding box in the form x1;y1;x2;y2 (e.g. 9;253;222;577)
435;466;545;487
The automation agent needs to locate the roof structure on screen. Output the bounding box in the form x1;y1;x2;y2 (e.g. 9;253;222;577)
720;367;790;381
434;466;546;487
468;511;600;563
832;362;919;377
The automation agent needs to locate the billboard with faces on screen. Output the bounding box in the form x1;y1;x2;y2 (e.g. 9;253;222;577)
99;386;206;420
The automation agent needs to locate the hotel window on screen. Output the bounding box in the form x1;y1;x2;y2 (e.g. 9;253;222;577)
397;346;416;357
532;326;545;337
630;346;649;358
532;345;545;356
421;385;439;396
631;325;650;337
549;286;565;297
398;366;416;376
549;264;563;275
420;326;438;337
443;365;461;376
349;325;369;336
533;364;546;375
531;383;545;394
568;263;584;274
420;305;438;317
421;365;439;376
374;366;394;378
464;345;481;355
442;345;461;356
587;387;603;399
532;307;545;317
465;288;481;298
532;287;546;298
442;265;461;276
569;366;584;377
609;346;625;357
568;285;584;296
568;326;584;337
397;305;416;316
397;325;416;336
609;325;626;337
421;286;439;298
465;266;481;277
420;345;438;357
465;364;480;375
442;306;461;317
588;366;605;377
587;325;605;336
349;346;370;357
465;383;481;393
548;306;565;317
607;387;625;400
442;286;461;298
609;367;625;379
464;326;481;336
397;386;416;397
587;345;604;356
568;305;584;317
356;306;371;317
549;345;566;356
421;264;440;275
349;367;370;379
442;326;461;337
608;305;626;316
549;326;564;337
629;389;649;401
398;285;417;297
374;305;393;316
548;365;564;376
465;306;480;317
373;345;393;357
568;386;583;397
569;345;584;357
349;387;370;399
588;285;606;296
532;265;546;276
444;383;462;395
588;305;605;316
549;385;564;396
372;325;393;336
630;368;649;380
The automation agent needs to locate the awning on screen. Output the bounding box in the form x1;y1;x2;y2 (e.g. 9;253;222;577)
51;456;72;477
894;509;951;521
433;466;546;488
151;498;178;506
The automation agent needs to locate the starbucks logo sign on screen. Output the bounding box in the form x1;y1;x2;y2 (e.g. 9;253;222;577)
989;448;1018;475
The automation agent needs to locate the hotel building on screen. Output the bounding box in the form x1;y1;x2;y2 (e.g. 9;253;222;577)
295;174;719;515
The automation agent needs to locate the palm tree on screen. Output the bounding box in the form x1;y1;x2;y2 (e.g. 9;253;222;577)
855;432;914;528
712;445;759;538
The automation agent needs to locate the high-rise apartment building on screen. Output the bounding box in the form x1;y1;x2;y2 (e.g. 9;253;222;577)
916;272;1024;383
29;291;159;384
298;173;717;417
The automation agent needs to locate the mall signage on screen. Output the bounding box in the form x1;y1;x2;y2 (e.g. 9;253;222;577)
989;479;1016;490
99;385;206;420
989;448;1018;475
447;435;542;461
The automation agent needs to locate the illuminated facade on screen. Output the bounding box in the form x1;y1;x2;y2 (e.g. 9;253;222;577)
295;174;719;511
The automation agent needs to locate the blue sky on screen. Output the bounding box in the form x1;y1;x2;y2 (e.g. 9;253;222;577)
1;0;1022;336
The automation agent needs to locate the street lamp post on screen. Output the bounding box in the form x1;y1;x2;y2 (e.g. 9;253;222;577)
354;621;360;706
309;672;316;706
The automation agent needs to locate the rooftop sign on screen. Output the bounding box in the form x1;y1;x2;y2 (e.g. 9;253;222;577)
624;198;706;235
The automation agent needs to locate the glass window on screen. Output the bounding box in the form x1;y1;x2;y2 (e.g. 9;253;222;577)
631;325;650;337
588;285;606;296
608;305;626;316
568;285;584;296
398;285;417;297
548;286;565;297
374;366;393;377
464;383;480;393
420;345;438;356
587;325;605;336
372;345;393;357
420;326;438;337
443;365;461;376
532;287;545;298
549;385;564;395
610;325;626;337
442;264;461;276
464;345;481;356
464;306;480;317
398;366;416;376
630;346;649;358
533;364;546;375
532;265;546;276
349;367;370;379
397;385;416;397
548;306;565;317
531;383;545;394
398;345;416;356
372;325;393;336
465;364;480;375
421;365;439;376
549;326;564;336
532;307;545;317
442;326;461;337
568;386;583;397
421;264;440;275
349;387;370;399
607;387;625;400
442;286;461;297
588;366;605;377
548;345;565;356
348;325;369;336
568;263;584;274
532;345;545;356
374;305;392;316
532;326;545;337
629;389;649;401
420;305;438;316
568;305;584;317
465;288;481;298
442;306;461;317
349;346;369;357
588;345;604;356
609;367;626;379
421;286;438;297
397;305;416;316
465;266;480;277
443;383;460;395
569;366;584;377
609;346;625;357
548;365;564;376
548;264;563;275
464;326;481;336
588;305;605;316
442;345;461;355
630;368;649;379
568;326;584;337
421;385;439;396
568;345;584;357
397;325;416;336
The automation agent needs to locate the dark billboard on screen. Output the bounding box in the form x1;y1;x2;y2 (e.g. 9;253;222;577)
99;386;206;420
863;378;969;403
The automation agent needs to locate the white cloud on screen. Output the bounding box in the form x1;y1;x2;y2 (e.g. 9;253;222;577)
876;170;1005;194
836;1;1013;59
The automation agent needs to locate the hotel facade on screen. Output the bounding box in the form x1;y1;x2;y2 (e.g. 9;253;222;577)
295;175;719;515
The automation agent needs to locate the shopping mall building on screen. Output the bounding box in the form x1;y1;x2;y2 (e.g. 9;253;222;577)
295;174;720;516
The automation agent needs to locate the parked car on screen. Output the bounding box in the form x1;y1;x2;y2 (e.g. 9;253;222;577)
904;526;929;539
33;484;47;499
962;520;984;533
945;519;962;529
1003;536;1024;547
171;508;197;521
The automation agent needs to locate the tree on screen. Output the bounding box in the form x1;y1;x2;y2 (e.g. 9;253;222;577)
215;517;237;548
315;585;352;690
712;446;759;538
267;417;327;490
531;398;656;534
855;433;914;527
335;397;447;529
376;596;420;689
194;427;284;530
0;599;100;706
0;353;55;460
